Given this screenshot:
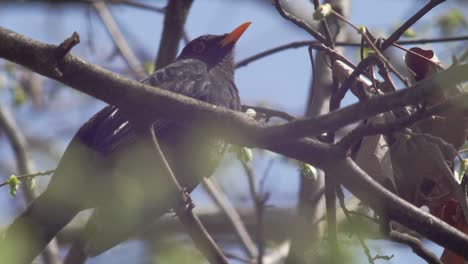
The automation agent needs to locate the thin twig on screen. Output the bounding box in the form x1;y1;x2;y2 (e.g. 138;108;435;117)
147;127;229;264
324;175;339;260
235;36;468;68
92;1;146;79
202;177;258;259
0;169;55;188
336;94;468;150
108;0;165;13
376;60;398;93
0;105;62;264
336;187;388;264
312;0;334;48
327;12;408;85
381;0;446;50
308;46;317;104
389;230;442;264
223;251;252;263
55;32;80;59
241;160;269;264
273;0;328;44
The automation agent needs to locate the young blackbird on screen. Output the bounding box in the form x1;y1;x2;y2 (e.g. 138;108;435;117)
1;22;250;264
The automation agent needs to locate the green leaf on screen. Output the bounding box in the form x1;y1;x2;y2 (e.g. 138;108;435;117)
357;26;367;35
438;10;466;34
5;62;16;76
300;163;317;180
313;4;332;21
12;85;26;106
403;28;417;38
6;175;21;197
238;147;253;164
229;146;254;163
359;47;375;60
143;61;155;75
458;159;468;182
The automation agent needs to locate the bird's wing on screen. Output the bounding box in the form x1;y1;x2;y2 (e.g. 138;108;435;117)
75;59;211;155
78;59;215;256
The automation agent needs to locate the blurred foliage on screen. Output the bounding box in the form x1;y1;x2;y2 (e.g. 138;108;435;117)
360;47;375;60
150;240;205;264
301;234;359;264
402;28;417;38
12;84;27;106
144;61;155;75
229;145;253;164
437;10;467;34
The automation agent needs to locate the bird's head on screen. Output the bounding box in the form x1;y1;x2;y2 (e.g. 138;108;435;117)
177;22;251;71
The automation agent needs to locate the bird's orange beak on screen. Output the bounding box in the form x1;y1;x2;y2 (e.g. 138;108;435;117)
220;22;251;47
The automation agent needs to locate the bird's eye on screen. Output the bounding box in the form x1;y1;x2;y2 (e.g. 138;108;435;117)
192;41;206;53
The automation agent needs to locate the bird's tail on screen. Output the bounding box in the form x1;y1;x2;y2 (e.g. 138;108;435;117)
0;191;78;264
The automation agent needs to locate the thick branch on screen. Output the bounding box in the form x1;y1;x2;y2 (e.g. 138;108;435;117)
265;63;468;140
154;0;193;68
1;27;467;148
1;27;468;259
323;158;468;260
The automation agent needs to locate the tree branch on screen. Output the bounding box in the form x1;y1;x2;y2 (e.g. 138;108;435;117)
92;1;146;79
1;27;468;259
202;177;258;259
147;127;229;264
154;0;193;69
273;0;328;44
381;0;445;50
0;105;62;264
265;63;468;140
235;36;468;68
108;0;165;13
389;231;442;264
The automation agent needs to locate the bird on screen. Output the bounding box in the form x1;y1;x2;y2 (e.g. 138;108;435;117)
0;22;250;264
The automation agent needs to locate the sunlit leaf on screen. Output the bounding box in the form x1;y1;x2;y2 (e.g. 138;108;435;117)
6;175;21;197
144;61;155;75
357;25;367;35
458;159;468;182
313;4;332;21
300;163;317;180
438;10;466;34
403;28;417;38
